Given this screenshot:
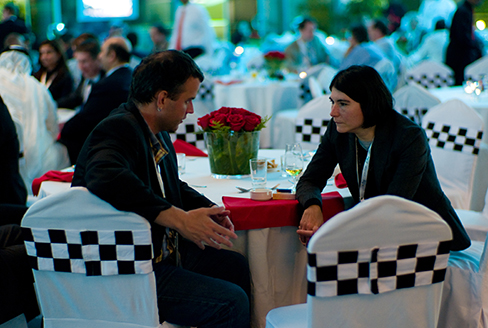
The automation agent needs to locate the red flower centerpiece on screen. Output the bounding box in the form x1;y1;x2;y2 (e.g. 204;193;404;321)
198;107;270;178
263;51;286;79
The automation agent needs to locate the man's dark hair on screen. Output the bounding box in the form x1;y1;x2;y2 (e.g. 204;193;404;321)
129;50;204;104
372;19;389;36
75;39;100;60
351;24;369;44
72;33;97;50
435;19;446;30
108;43;131;63
330;65;393;128
4;2;19;16
298;17;317;31
152;24;169;37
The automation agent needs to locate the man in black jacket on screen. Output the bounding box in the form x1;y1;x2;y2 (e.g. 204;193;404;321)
59;36;132;164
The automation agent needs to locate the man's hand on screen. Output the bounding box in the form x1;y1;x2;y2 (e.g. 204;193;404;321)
155;206;237;250
297;205;323;246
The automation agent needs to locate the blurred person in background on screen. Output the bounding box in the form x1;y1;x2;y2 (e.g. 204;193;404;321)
33;39;74;101
407;19;449;67
57;38;104;111
0;2;28;52
340;24;385;70
150;24;169;53
284;16;330;73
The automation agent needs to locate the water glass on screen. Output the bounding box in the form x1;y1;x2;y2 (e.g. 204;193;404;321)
249;158;268;189
176;153;186;174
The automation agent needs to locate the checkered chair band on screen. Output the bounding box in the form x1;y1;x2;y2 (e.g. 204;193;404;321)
307;240;451;297
170;123;206;150
197;82;214;100
423;122;483;155
22;227;154;276
299;80;312;102
406;74;454;89
400;107;429;125
296;118;329;144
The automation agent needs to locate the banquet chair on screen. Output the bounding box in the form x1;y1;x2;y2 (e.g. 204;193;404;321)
316;64;338;93
374;57;397;92
295;95;332;150
465;55;488;82
455;186;488;243
437;236;488;328
21;187;187;328
421;99;484;210
265;195;452;328
405;60;454;89
393;83;441;125
308;77;324;99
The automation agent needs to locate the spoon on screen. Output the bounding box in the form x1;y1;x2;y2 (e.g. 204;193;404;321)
236;183;280;193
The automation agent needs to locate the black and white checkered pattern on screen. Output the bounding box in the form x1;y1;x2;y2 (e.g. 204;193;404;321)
299;81;312;103
423;122;483;155
296;118;329;145
170;123;206;150
400;108;429;125
406;74;454;89
197;82;214;101
307;240;451;297
22;227;154;276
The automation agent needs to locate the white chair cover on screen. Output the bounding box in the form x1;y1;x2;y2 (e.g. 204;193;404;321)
421;99;484;209
308;77;324;99
21;187;163;328
465;55;488;82
456;187;488;242
169;78;214;150
316;65;338;94
437;238;488;328
271;109;299;149
393;83;441;124
295;95;332;150
374;58;397;92
266;195;452;328
405;60;454;89
0;314;28;328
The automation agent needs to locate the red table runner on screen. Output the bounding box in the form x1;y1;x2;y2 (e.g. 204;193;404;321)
222;191;344;231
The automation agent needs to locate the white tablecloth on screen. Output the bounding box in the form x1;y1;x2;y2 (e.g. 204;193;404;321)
37;149;352;328
214;80;301;148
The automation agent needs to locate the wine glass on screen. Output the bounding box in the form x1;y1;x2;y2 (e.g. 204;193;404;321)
284;143;304;192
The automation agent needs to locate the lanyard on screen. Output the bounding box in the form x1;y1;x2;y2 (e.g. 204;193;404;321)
356;137;373;202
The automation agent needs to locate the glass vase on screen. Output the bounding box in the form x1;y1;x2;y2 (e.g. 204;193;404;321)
204;131;260;179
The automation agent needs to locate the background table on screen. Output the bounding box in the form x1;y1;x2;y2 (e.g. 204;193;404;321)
214;80;302;148
37;149;352;328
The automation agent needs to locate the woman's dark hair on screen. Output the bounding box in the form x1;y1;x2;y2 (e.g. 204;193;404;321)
38;39;68;71
350;24;369;44
129;50;204;104
329;65;393;128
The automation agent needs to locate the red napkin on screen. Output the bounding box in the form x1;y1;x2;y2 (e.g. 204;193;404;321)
334;173;348;188
214;80;243;86
222;191;344;231
32;170;74;196
173;139;208;157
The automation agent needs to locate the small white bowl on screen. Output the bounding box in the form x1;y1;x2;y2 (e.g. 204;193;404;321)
250;189;273;201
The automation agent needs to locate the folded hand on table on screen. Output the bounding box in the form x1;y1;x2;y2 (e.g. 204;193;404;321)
297;204;324;246
156;206;237;250
210;205;234;237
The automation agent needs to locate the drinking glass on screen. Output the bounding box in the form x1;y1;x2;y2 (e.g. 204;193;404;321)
284;143;304;192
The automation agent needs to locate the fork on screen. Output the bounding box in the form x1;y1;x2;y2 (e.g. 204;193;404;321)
236;183;280;193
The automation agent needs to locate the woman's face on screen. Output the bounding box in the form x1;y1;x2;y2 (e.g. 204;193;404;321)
329;87;365;135
39;44;61;71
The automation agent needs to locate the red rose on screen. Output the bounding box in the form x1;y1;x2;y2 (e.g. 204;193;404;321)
197;113;212;130
243;115;261;131
210;113;229;128
217;107;232;115
228;114;245;131
231;108;250;116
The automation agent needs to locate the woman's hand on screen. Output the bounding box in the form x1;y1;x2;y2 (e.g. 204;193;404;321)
297;205;323;246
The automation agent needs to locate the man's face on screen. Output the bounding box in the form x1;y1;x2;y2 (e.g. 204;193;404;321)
75;51;101;79
367;24;381;41
150;27;166;45
97;41;111;71
158;77;200;133
300;22;316;42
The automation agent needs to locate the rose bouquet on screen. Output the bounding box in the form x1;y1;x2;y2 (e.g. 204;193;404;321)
263;51;286;79
198;107;270;178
